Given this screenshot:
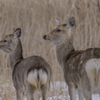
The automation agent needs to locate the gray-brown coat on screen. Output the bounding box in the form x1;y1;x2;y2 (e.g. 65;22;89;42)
43;17;100;100
0;28;52;100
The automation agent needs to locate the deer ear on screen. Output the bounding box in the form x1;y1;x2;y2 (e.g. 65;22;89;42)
55;18;59;25
13;28;21;38
67;17;75;28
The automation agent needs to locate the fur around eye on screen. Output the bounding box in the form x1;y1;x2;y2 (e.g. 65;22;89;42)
57;29;61;32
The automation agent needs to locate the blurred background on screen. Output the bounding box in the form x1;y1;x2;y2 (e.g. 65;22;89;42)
0;0;100;99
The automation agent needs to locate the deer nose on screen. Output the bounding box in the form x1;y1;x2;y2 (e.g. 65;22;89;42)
43;35;46;40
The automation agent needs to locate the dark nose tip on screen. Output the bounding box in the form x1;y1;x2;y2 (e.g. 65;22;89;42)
43;35;46;39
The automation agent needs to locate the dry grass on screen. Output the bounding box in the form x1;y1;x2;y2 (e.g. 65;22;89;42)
0;0;100;99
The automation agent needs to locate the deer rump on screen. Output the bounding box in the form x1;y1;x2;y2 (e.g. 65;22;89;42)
27;67;48;89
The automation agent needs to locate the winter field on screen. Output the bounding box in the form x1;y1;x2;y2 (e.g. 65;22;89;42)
0;80;100;100
0;0;100;100
0;81;99;100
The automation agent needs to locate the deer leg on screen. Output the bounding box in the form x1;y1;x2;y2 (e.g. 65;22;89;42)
26;92;34;100
98;89;100;97
26;85;35;100
81;77;92;100
81;81;92;100
77;89;84;100
42;89;48;100
98;85;100;97
68;82;76;100
16;89;24;100
34;90;40;100
82;89;92;100
42;82;50;100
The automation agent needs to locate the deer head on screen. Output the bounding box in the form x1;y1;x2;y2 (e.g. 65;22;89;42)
0;28;21;53
43;17;75;46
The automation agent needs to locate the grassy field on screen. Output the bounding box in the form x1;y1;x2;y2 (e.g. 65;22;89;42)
0;0;100;99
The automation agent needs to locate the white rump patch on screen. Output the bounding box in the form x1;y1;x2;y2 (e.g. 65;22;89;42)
39;69;47;85
85;59;100;91
27;69;47;89
27;69;38;88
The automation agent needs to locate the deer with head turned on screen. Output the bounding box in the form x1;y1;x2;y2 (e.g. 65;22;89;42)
43;17;100;100
0;28;52;100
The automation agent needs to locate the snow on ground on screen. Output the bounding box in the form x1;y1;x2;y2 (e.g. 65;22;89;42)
24;81;100;100
92;94;100;100
23;94;100;100
48;94;100;100
0;81;100;100
23;81;100;100
55;94;100;100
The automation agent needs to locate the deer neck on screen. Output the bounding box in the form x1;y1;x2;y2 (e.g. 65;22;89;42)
56;40;75;69
9;40;23;70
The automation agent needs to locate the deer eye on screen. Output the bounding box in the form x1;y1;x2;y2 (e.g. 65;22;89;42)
4;40;7;42
57;29;61;32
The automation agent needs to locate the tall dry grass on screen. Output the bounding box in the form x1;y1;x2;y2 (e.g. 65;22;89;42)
0;0;100;99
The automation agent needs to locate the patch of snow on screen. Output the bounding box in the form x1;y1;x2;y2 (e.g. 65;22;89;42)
23;94;100;100
0;81;100;100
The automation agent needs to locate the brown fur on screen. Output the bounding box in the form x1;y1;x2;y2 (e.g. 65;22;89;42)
43;17;100;100
0;28;52;100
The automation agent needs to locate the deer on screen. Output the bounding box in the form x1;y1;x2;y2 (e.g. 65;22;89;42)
0;28;52;100
43;17;100;100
